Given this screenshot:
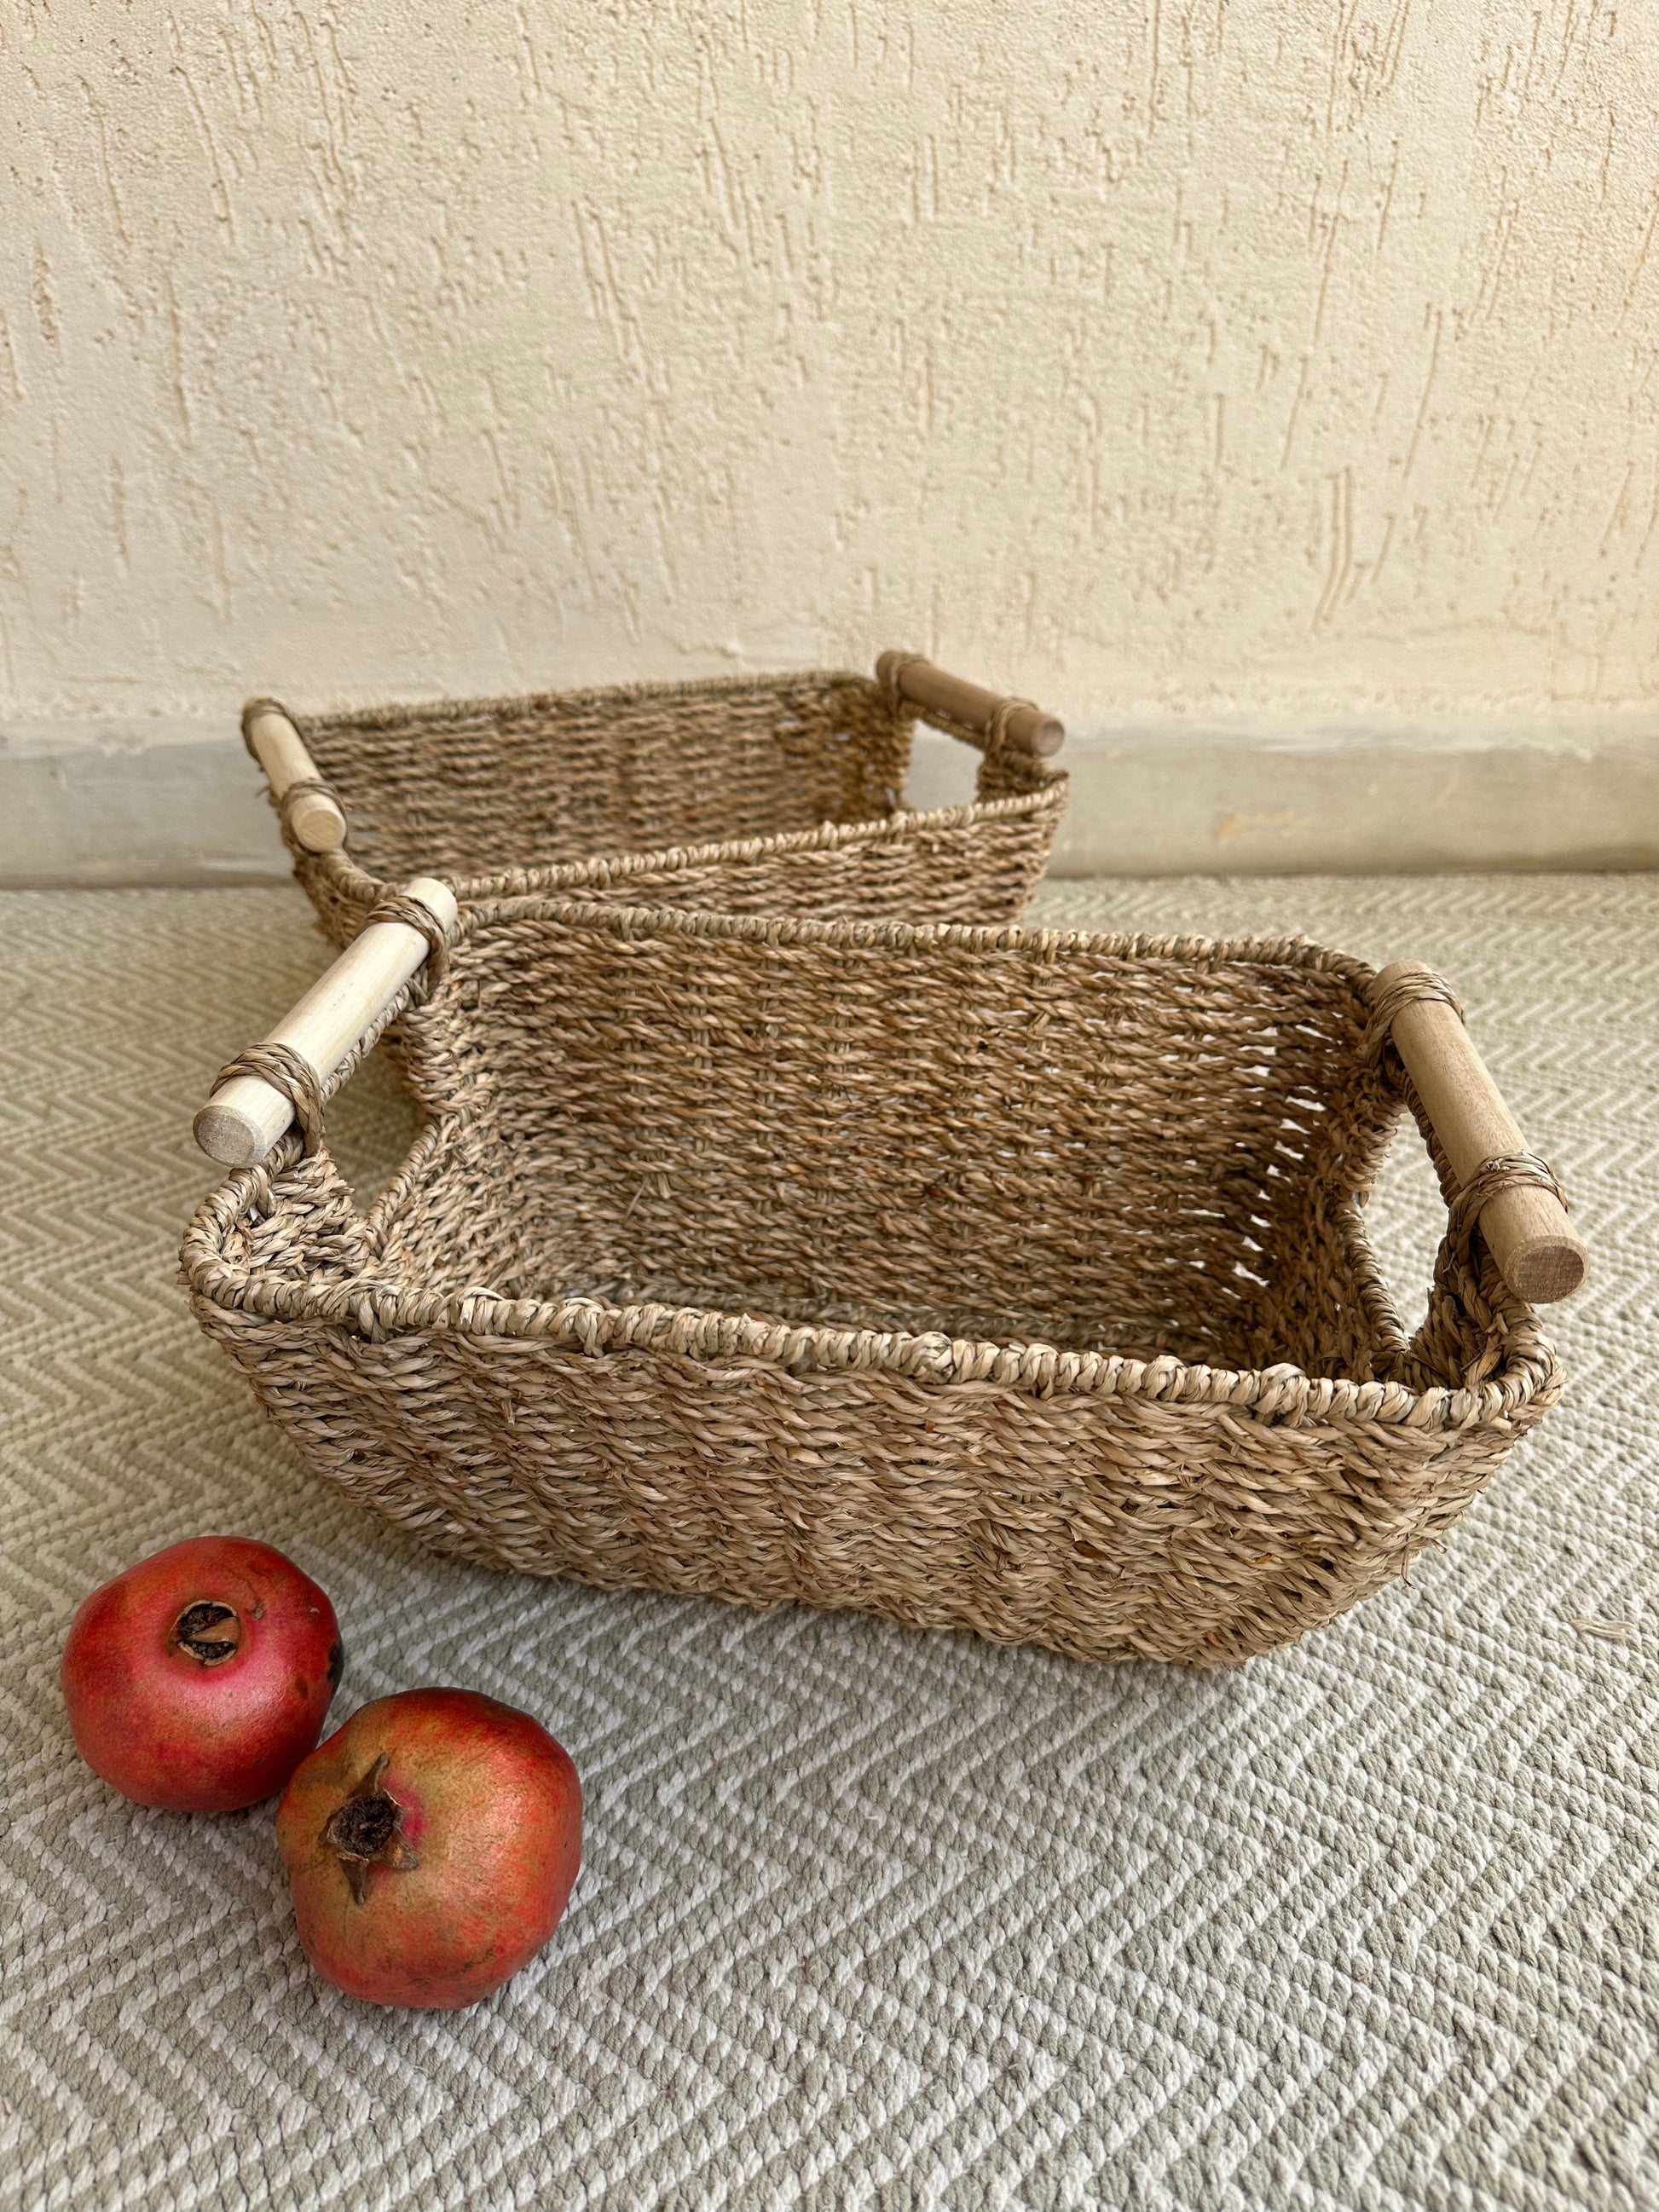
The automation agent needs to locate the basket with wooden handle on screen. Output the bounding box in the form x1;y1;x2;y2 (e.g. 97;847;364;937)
243;652;1068;964
183;884;1582;1668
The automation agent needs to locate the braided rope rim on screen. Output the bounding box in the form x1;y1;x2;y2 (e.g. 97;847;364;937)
302;783;1071;921
182;1178;1558;1429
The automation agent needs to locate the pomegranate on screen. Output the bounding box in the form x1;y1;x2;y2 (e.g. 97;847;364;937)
61;1536;342;1813
276;1688;581;2010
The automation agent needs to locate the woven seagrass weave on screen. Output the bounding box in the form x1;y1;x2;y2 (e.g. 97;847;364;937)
277;664;1068;951
182;899;1561;1668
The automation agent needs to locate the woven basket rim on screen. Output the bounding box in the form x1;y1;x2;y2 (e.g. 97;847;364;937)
289;665;898;739
309;785;1070;910
181;1181;1558;1433
443;895;1381;979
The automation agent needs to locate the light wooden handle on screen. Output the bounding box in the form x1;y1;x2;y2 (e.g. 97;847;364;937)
876;652;1065;759
1371;961;1587;1304
194;876;459;1169
242;698;347;853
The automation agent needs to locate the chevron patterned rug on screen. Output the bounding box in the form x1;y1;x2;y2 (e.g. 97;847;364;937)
2;878;1654;2212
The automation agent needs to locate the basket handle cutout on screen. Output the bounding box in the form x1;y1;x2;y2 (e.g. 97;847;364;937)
194;875;458;1170
876;651;1065;759
243;698;348;854
1369;960;1587;1304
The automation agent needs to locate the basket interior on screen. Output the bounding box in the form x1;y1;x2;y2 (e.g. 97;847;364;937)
361;910;1410;1380
298;673;927;884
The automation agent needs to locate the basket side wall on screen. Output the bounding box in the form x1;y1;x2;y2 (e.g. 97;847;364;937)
191;1294;1551;1667
294;675;917;882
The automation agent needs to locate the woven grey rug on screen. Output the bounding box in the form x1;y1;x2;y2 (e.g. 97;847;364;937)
2;878;1654;2212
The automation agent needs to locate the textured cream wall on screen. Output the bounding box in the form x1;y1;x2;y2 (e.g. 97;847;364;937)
6;0;1658;733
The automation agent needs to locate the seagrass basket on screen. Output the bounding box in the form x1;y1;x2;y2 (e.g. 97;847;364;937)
243;653;1068;956
185;887;1583;1668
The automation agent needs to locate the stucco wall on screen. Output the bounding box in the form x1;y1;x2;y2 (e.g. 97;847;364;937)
5;0;1657;737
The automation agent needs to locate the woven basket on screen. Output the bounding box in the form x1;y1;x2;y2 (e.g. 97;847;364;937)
248;656;1069;954
184;895;1572;1668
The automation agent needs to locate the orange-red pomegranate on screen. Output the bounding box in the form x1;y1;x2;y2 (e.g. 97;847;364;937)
61;1536;342;1812
276;1688;581;2010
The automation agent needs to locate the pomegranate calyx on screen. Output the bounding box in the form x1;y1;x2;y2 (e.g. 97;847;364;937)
170;1601;243;1666
321;1752;419;1903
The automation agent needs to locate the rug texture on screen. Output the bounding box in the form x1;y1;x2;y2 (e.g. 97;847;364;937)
1;877;1654;2212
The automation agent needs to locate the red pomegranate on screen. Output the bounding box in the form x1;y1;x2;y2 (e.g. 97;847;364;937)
61;1536;342;1813
276;1688;581;2010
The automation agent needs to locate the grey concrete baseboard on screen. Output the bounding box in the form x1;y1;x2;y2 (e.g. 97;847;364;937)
1;722;290;889
1033;725;1659;875
3;715;1656;887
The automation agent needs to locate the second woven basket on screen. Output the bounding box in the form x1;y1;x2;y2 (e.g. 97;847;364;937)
244;652;1069;954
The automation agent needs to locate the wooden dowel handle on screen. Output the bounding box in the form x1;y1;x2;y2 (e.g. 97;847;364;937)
242;698;347;853
876;652;1065;758
1370;960;1587;1304
194;876;458;1169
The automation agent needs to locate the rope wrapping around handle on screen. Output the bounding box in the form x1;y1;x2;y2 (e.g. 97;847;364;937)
205;892;454;1166
211;1042;327;1156
1367;965;1572;1367
364;891;456;998
208;964;434;1167
275;777;338;851
240;698;289;759
876;652;930;719
977;693;1050;800
1408;1145;1566;1383
1365;967;1568;1243
1362;967;1465;1059
1443;1152;1570;1380
1446;1152;1569;1256
243;699;350;856
877;653;1060;801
